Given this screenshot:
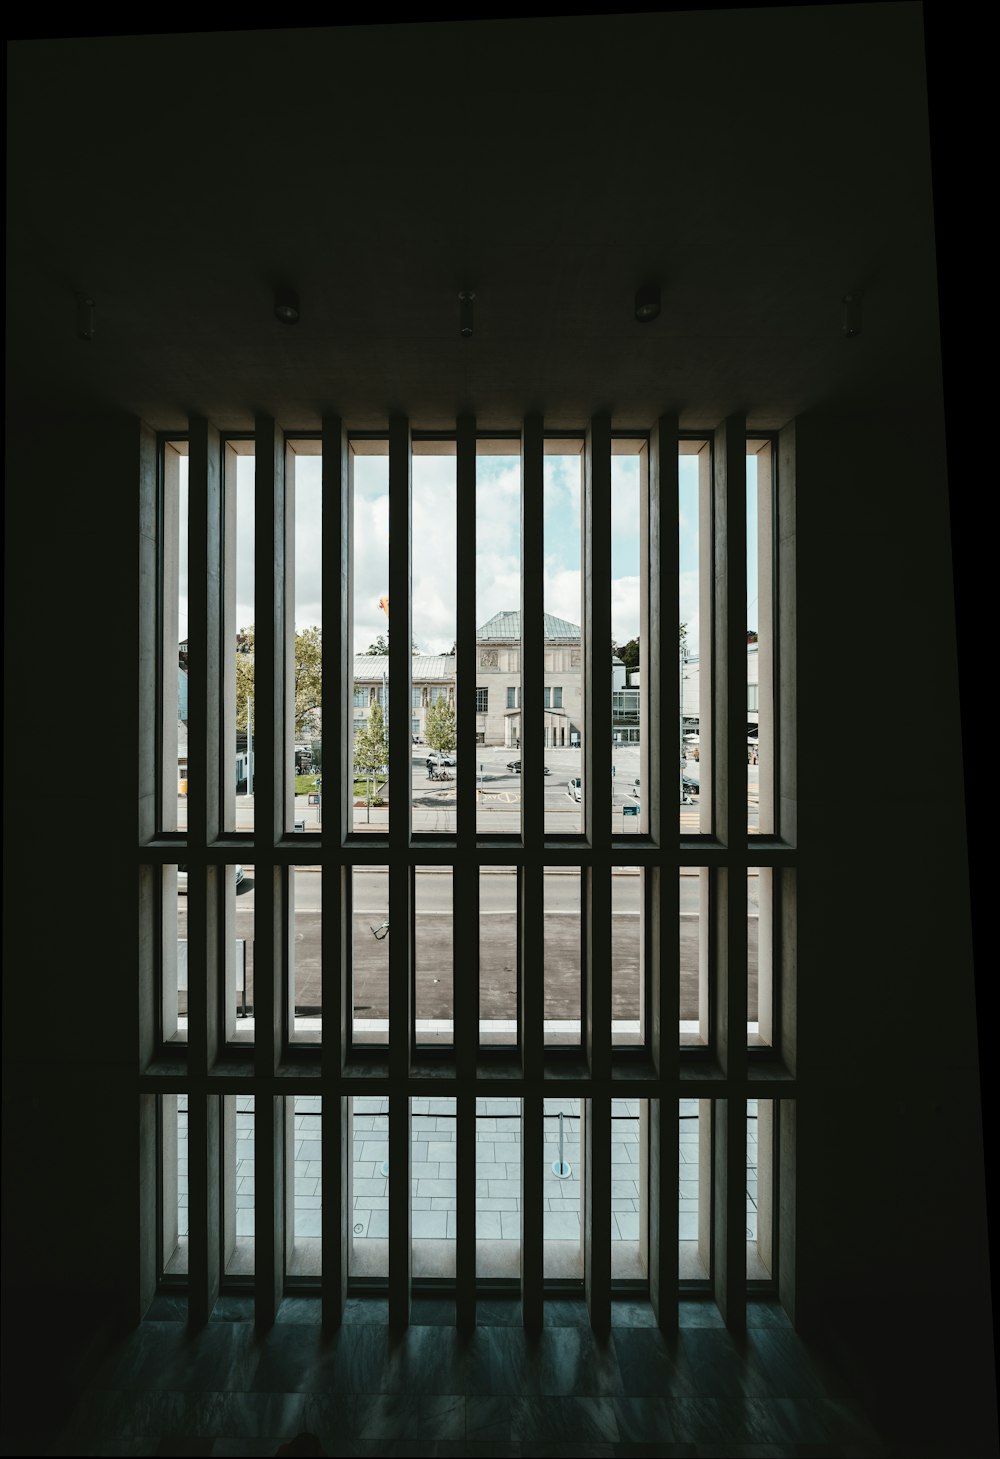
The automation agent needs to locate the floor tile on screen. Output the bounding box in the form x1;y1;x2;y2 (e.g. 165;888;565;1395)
509;1395;619;1444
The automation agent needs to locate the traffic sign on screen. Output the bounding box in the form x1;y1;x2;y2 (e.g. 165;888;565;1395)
622;803;639;816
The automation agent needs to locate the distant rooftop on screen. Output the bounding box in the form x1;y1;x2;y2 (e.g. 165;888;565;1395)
353;654;455;679
477;610;580;641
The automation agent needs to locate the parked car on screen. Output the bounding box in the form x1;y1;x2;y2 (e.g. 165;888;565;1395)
426;750;456;767
177;864;245;893
567;777;582;802
682;773;699;798
507;761;550;774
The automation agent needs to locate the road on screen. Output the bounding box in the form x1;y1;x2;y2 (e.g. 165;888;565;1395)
175;867;759;1026
197;744;760;835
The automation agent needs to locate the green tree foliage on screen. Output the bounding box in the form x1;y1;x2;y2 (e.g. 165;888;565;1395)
616;636;640;671
424;697;457;756
353;698;388;777
614;625;688;669
235;625;322;738
364;633;420;653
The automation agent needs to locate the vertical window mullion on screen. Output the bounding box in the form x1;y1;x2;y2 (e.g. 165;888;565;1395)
712;415;748;1331
520;417;544;1324
456;417;477;846
320;414;349;1326
522;415;544;849
187;419;224;1112
253;413;284;1074
186;1092;221;1325
584;416;612;1332
251;413;286;1323
387;417;412;1329
647;417;680;1326
585;417;612;1079
455;418;478;1328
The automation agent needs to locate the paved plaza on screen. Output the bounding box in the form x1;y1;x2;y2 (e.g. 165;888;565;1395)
169;1097;761;1278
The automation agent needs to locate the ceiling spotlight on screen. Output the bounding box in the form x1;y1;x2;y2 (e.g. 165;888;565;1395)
274;287;300;325
841;293;862;338
634;283;661;324
459;290;476;338
77;294;95;340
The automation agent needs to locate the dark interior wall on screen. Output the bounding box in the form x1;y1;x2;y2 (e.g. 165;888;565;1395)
792;405;992;1447
2;406;143;1428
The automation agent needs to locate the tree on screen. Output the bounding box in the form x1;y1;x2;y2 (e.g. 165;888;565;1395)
364;633;420;654
613;626;688;668
616;636;640;671
293;625;322;737
352;700;389;820
424;697;457;756
354;698;388;775
235;625;323;738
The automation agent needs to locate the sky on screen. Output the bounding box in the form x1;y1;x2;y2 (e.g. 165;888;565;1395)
175;445;760;662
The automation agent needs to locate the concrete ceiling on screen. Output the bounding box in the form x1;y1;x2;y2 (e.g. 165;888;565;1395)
6;10;946;433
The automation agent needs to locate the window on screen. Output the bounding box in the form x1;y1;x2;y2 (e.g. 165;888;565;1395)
142;413;796;1334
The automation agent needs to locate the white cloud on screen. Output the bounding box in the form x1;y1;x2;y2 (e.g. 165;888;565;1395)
611;575;640;646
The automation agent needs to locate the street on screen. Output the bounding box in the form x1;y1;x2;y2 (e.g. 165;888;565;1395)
174;867;760;1028
199;744;760;835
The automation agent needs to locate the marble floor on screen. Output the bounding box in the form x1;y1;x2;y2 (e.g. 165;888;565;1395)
42;1295;892;1458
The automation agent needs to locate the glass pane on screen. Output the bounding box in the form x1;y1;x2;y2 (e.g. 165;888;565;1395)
748;866;773;1048
163;442;188;832
288;1094;322;1277
227;863;255;1045
611;441;645;833
411;446;456;833
162;864;184;1044
747;440;775;835
351;443;390;834
291;865;320;1044
289;440;323;833
544;445;584;832
480;866;518;1045
412;1097;456;1277
476;1099;520;1278
161;1094;187;1276
544;1098;581;1277
544;867;580;1046
351;1096;388;1277
678;1098;710;1280
233;450;255;833
680;868;709;1046
415;866;452;1046
611;1099;644;1278
476;442;521;833
679;441;710;833
612;867;643;1046
224;1094;255;1276
352;866;388;1045
746;1097;775;1279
